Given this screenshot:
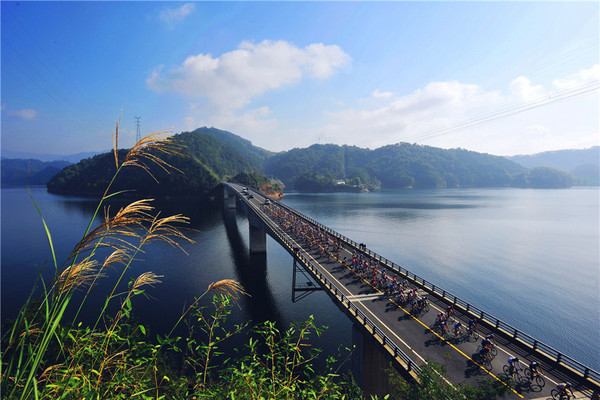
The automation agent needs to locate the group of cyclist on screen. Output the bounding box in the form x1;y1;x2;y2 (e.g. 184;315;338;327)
268;202;578;400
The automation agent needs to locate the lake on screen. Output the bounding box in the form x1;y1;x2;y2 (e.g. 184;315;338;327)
1;186;598;370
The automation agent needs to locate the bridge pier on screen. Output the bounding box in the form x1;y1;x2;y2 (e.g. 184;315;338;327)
223;186;236;209
249;224;267;253
352;324;393;398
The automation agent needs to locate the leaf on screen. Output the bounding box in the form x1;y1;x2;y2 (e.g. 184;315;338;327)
139;325;146;335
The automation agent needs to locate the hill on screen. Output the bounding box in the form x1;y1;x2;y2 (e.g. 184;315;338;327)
2;150;105;163
47;127;273;197
46;128;582;196
509;147;599;171
264;143;572;189
509;147;599;186
1;159;72;187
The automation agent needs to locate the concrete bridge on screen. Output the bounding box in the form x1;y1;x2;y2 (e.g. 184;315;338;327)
222;182;599;399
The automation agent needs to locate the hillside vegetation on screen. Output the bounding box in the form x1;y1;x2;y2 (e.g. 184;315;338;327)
510;146;599;186
47;128;270;196
265;142;574;189
47;127;583;196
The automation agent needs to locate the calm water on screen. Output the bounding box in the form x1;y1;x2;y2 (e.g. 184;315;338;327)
1;187;598;370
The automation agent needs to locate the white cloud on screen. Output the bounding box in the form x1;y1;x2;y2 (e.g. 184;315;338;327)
291;65;598;155
553;64;599;90
147;40;351;112
8;108;38;120
372;89;394;99
158;3;195;29
509;76;546;101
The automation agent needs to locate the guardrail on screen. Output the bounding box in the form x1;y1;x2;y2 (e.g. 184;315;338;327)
269;194;600;387
227;184;423;380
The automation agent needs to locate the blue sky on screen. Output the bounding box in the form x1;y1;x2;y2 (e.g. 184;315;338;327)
1;1;598;156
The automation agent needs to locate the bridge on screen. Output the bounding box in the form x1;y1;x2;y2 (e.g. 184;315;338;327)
221;182;599;399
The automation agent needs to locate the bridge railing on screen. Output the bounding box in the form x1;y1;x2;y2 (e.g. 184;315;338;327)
230;188;424;380
294;251;423;379
271;197;600;386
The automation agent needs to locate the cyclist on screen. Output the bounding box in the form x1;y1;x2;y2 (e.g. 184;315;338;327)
440;321;448;336
468;318;477;333
454;321;462;336
556;382;575;399
508;356;523;376
437;312;445;324
481;337;492;350
486;333;497;345
446;304;454;320
529;361;544;378
480;344;491;363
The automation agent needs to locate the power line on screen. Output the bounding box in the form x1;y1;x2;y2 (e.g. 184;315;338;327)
404;80;599;143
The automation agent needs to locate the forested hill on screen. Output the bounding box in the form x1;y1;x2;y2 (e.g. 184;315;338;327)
46;127;272;197
509;147;599;186
47;128;580;196
264;142;574;189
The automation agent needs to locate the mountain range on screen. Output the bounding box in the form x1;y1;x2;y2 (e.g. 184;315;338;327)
2;128;598;192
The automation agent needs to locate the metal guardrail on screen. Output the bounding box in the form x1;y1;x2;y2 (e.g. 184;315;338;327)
227;184;423;380
268;193;600;386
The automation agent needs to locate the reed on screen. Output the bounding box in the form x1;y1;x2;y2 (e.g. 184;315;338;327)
1;116;361;400
0;118;198;399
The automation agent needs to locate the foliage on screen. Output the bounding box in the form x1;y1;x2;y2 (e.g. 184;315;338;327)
385;362;510;400
47;128;582;196
231;171;283;197
1;123;360;399
570;164;599;186
3;121;524;400
46;127;272;197
1;124;196;399
512;167;574;188
267;142;538;189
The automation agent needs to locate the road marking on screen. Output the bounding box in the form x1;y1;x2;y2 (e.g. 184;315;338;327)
331;251;524;398
245;196;528;398
346;293;385;302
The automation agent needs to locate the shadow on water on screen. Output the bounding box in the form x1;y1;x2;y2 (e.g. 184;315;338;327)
221;207;285;329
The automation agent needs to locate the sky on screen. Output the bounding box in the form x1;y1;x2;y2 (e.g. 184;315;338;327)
1;1;598;157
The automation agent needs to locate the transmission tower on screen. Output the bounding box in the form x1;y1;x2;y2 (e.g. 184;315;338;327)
135;116;142;143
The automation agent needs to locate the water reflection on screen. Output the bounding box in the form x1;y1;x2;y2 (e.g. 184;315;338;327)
222;207;284;327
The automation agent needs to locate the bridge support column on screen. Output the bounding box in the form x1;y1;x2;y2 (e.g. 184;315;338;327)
223;186;236;209
352;324;393;398
249;225;266;253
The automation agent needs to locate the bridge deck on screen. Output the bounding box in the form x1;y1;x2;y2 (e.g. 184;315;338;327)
226;183;598;400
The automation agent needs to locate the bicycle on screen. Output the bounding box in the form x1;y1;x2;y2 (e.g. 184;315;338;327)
503;365;524;385
479;350;492;371
453;327;467;343
477;343;498;358
467;326;479;342
524;367;545;387
551;388;575;399
439;324;449;340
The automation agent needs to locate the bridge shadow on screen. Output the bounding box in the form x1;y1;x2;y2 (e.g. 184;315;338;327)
222;207;285;329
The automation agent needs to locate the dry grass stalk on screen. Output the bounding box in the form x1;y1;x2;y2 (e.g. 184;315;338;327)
102;248;131;270
70;199;156;258
112;111;122;168
122;130;186;182
132;272;163;291
142;213;194;254
58;258;102;293
207;279;249;301
18;324;42;340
